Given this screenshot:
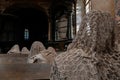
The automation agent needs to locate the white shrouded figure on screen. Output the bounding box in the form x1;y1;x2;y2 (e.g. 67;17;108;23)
27;46;57;64
27;53;47;63
29;41;46;57
7;44;20;54
21;47;30;54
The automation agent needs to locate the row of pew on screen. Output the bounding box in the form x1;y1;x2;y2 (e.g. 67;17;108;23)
0;54;51;80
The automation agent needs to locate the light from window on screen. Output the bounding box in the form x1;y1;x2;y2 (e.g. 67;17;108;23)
24;28;29;40
85;0;91;14
76;0;82;32
76;0;91;32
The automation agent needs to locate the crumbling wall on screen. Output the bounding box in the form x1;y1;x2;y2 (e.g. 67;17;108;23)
50;11;120;80
91;0;115;17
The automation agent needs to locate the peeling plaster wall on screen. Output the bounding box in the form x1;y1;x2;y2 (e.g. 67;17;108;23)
91;0;115;17
114;0;120;44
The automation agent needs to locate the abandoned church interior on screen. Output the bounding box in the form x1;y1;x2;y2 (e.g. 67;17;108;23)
0;0;120;80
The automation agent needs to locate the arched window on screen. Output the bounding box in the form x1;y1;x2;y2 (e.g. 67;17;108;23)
24;28;29;40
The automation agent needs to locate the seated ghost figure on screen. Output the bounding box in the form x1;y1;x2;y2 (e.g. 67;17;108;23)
27;47;57;64
27;41;46;63
7;44;20;54
29;41;46;57
27;52;47;63
50;11;120;80
21;47;30;54
40;47;57;64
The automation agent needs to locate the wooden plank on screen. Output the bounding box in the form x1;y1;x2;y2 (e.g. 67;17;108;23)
0;54;28;57
0;54;28;64
0;63;51;80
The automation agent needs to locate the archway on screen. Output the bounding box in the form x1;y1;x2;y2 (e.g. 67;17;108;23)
1;3;48;53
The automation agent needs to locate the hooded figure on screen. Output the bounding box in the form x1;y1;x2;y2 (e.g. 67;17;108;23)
27;47;57;64
40;47;57;64
21;47;30;54
7;44;20;54
50;11;120;80
29;41;45;57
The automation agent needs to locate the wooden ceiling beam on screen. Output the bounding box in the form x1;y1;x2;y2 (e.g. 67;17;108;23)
6;0;52;2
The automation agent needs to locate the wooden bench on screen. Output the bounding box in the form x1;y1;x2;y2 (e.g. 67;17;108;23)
0;54;28;64
0;54;51;80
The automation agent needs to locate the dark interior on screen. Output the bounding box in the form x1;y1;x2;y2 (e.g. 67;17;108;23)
0;5;48;53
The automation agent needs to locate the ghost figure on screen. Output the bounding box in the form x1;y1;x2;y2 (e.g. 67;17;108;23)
50;11;120;80
41;47;57;64
21;47;30;54
27;46;57;64
27;53;47;63
29;41;45;57
7;44;20;54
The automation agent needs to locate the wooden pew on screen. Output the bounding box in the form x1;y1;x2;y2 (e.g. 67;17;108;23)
0;54;28;64
0;64;51;80
0;54;51;80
